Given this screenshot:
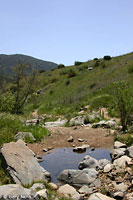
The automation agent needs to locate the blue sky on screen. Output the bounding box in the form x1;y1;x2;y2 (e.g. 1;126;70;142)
0;0;133;65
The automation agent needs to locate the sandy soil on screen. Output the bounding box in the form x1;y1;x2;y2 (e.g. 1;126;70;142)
28;126;114;156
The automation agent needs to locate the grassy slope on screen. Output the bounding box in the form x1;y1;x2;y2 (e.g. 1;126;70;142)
24;52;133;117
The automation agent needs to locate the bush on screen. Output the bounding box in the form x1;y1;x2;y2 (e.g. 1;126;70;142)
59;69;68;76
65;79;70;86
39;69;45;73
104;55;112;60
94;58;98;60
90;94;112;110
67;70;77;78
94;61;100;67
74;61;82;66
128;65;133;74
51;78;58;83
58;64;65;69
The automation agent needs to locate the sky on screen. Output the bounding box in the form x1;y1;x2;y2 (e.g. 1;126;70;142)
0;0;133;65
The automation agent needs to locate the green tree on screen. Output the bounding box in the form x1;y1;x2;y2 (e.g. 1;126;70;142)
111;81;133;131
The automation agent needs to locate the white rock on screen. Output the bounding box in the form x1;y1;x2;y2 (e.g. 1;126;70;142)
113;155;132;168
113;182;128;192
30;183;45;191
114;141;127;149
49;182;58;190
36;189;48;200
78;185;93;195
104;164;113;173
88;192;115;200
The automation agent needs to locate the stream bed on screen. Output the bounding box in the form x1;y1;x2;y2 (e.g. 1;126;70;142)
40;148;111;183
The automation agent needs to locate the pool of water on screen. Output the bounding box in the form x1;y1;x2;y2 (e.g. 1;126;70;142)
40;148;111;183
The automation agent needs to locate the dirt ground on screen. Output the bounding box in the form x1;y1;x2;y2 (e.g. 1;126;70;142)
28;126;114;156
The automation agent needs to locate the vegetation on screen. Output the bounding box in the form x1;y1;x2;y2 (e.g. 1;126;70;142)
74;61;83;66
58;64;65;69
103;55;112;60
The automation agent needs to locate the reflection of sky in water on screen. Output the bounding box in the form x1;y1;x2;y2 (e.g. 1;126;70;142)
40;148;111;183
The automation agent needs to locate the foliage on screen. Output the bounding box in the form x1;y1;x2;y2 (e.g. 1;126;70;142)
90;95;112;110
74;61;83;66
128;65;133;73
65;79;70;86
104;55;112;60
114;134;133;146
110;81;133;131
67;70;77;78
58;64;65;69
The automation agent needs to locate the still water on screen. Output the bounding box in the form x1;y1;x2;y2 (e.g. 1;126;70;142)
40;148;111;183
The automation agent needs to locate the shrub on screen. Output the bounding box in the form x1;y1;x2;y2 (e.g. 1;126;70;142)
65;79;70;86
51;78;58;83
128;65;133;74
74;61;82;66
78;67;83;71
67;70;77;78
39;69;45;73
90;83;96;89
94;61;100;67
94;58;98;60
59;69;68;75
58;64;65;69
104;55;112;60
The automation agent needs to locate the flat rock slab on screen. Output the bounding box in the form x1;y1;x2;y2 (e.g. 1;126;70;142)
88;192;115;200
0;139;51;185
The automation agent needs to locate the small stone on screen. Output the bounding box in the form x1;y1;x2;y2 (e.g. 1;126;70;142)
30;183;45;191
48;147;53;151
104;164;113;173
91;147;95;151
114;141;127;149
113;182;128;192
78;138;84;142
114;191;124;198
49;183;58;190
78;185;93;195
67;136;74;142
36;189;48;200
43;148;48;152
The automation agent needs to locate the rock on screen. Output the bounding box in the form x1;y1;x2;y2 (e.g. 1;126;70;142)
14;131;36;142
67;136;74;142
104;164;113;173
128;125;133;133
88;193;115;200
30;183;45;191
36;189;48;200
127;145;133;158
49;182;58;190
113;155;132;168
78;185;93;195
92;120;117;129
114;141;127;149
57;184;81;200
0;139;51;185
91;147;95;151
78;155;99;170
113;182;128;192
44;119;67;127
0;184;33;199
43;148;48;152
48;147;53;151
58;168;98;186
69;116;85;126
98;159;111;169
78;138;84;142
110;148;126;160
93;178;101;188
26;118;39;126
73;144;90;153
114;191;124;199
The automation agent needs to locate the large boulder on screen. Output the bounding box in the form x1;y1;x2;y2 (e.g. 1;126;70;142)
92;120;117;129
58;168;98;186
78;156;99;170
43;119;67;127
110;148;126;160
88;193;115;200
73;144;90;153
127;146;133;158
0;184;33;199
0;140;51;185
69;116;85;126
113;155;132;168
114;141;127;149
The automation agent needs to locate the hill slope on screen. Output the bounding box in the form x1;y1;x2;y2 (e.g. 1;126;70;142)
0;54;57;79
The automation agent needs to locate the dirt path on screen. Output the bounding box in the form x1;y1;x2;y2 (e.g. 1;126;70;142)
28;126;114;156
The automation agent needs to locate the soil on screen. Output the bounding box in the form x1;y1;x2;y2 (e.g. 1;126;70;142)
28;126;114;156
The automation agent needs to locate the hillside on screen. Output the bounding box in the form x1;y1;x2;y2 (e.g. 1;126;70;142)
23;52;133;117
0;54;57;83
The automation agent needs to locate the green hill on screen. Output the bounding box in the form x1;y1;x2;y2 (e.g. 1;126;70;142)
22;52;133;117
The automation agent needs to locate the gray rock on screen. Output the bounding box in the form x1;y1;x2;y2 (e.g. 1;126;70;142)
78;185;93;195
98;159;111;169
127;146;133;158
88;193;115;200
14;132;36;142
0;139;51;185
26;118;39;126
30;183;45;191
114;191;124;198
0;184;33;199
69;116;85;126
113;155;132;168
113;182;128;192
114;141;127;149
57;184;81;200
92;120;117;129
44;119;67;127
110;148;126;160
93;178;101;188
78;138;84;142
58;168;98;186
73;144;90;153
49;183;58;190
78;155;99;170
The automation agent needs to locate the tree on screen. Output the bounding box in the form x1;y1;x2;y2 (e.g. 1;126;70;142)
11;63;36;114
111;81;133;131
